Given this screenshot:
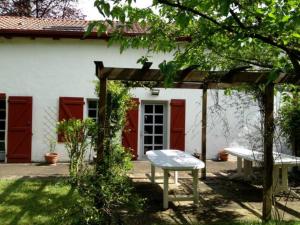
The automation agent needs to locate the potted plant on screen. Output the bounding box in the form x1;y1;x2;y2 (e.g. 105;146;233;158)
219;149;229;161
44;138;59;165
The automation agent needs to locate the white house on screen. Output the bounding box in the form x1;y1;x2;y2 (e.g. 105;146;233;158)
0;16;259;163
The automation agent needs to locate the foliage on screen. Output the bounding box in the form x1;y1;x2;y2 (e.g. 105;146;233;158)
55;81;142;225
57;144;143;225
95;81;135;141
48;137;56;153
278;85;300;155
0;0;85;19
57;118;94;180
91;0;300;83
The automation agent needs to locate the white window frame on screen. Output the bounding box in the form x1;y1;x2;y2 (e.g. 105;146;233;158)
87;99;98;122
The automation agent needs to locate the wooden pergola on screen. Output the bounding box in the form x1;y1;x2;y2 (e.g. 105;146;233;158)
94;61;297;220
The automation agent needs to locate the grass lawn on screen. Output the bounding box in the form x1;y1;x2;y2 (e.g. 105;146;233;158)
0;178;76;225
0;178;299;225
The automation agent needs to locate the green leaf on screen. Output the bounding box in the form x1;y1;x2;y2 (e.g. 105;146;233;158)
282;15;290;22
268;12;276;20
224;88;232;96
96;23;107;37
84;21;97;38
267;70;279;82
220;0;231;16
292;32;300;38
176;13;189;28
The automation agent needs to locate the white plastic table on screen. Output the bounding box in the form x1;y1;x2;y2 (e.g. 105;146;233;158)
146;149;205;209
224;147;300;195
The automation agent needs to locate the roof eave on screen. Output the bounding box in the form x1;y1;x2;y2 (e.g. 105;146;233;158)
0;29;111;40
0;29;190;42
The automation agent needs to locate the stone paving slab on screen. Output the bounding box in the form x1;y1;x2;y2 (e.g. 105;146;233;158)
0;160;237;179
0;163;69;178
131;173;300;223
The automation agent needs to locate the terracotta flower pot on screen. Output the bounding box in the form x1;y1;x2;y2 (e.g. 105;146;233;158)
45;152;59;165
219;150;228;161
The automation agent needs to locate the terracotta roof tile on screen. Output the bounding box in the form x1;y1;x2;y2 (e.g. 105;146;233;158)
0;16;146;38
0;16;89;30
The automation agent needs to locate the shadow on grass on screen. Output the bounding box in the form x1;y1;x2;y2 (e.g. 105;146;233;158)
0;177;76;225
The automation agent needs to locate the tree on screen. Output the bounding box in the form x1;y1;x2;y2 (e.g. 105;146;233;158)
91;0;299;222
0;0;85;19
92;0;299;81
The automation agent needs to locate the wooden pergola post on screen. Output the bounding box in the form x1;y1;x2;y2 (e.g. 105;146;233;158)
262;83;274;221
94;61;107;167
201;84;207;179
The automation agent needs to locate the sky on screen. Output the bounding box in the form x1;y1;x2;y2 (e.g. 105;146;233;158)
78;0;152;20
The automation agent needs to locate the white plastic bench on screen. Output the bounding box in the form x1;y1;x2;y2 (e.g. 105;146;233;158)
224;147;300;196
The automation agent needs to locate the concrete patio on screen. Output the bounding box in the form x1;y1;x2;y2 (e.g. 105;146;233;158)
129;161;300;224
0;160;299;223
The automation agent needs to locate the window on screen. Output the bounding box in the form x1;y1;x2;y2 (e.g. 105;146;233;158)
87;99;98;122
0;97;6;161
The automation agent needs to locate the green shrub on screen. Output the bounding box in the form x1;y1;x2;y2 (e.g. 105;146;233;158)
57;118;95;181
279;86;300;156
54;144;143;225
55;81;144;225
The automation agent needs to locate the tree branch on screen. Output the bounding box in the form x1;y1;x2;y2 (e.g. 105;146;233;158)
157;0;234;32
157;0;300;61
229;9;246;29
227;56;274;69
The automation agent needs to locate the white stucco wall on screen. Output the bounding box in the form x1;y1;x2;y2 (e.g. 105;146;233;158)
0;37;176;161
0;37;262;162
131;88;203;159
131;88;262;159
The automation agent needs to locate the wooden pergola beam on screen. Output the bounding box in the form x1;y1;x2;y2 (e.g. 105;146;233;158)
100;65;294;85
220;66;252;83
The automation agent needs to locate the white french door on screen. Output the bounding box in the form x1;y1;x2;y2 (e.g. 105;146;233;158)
141;102;167;155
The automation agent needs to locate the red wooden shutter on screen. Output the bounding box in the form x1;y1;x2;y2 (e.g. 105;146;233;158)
0;93;6;99
7;96;32;163
122;98;139;160
170;99;185;151
58;97;84;142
